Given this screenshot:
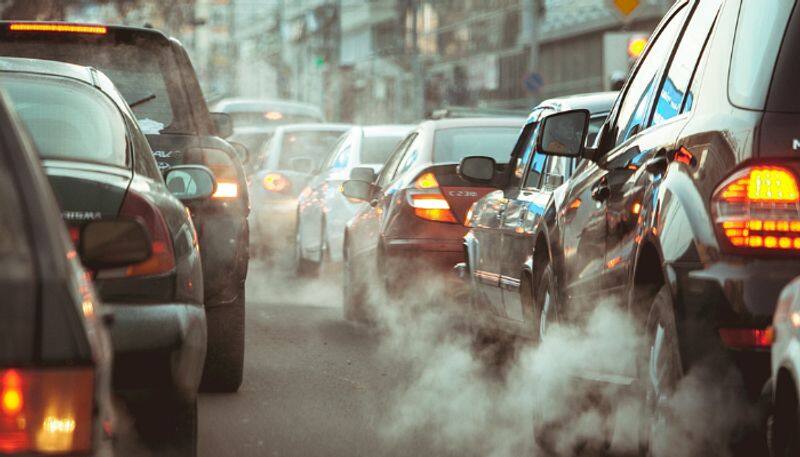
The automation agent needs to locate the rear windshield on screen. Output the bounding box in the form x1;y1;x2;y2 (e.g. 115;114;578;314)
433;127;520;163
229;112;322;129
360;135;405;164
277;130;344;170
729;0;795;110
0;37;186;133
766;1;800;113
3;74;127;166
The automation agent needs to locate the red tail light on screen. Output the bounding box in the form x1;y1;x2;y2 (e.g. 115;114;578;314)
712;165;800;252
115;190;175;278
718;328;773;349
407;172;458;223
0;368;94;454
262;173;291;194
189;148;241;199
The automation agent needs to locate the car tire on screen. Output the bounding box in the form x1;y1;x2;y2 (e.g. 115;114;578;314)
295;220;322;278
771;377;800;457
534;263;558;341
638;284;682;457
128;395;197;457
200;286;245;393
343;254;367;322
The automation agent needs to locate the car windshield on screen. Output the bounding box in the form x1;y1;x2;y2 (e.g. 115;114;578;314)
277;130;344;170
2;74;127;166
0;39;182;133
433;127;519;163
360;135;406;164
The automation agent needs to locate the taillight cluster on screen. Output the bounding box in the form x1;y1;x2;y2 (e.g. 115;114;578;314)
407;172;458;223
262;172;291;194
0;368;94;454
712;165;800;252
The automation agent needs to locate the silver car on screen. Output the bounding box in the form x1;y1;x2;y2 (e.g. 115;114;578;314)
771;276;800;456
295;125;413;276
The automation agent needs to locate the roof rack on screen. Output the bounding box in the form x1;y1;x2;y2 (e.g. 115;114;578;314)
426;106;530;120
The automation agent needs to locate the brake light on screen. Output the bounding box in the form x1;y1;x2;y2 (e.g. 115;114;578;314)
213;181;239;199
116;190;175;278
262;173;291;193
407;172;458;223
0;368;93;454
9;23;107;34
712;166;800;252
718;327;773;348
188;148;241;200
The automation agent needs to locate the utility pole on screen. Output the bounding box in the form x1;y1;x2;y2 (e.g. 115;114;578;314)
522;0;541;104
410;0;424;120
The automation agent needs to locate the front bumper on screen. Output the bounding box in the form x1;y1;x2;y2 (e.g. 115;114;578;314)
107;303;206;401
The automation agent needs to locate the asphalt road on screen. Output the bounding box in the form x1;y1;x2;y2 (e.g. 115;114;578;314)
197;261;453;457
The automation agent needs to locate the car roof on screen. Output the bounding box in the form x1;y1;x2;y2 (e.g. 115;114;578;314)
360;125;415;137
529;91;618;123
214;98;325;117
274;123;352;134
0;56;94;84
423;117;526;130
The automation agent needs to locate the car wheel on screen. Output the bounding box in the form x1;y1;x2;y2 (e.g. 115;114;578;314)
343;253;367;322
128;395;197;457
639;285;682;456
771;376;800;457
535;263;558;341
200;285;245;393
295;220;322;277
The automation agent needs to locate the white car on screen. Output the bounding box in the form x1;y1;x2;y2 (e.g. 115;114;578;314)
295;125;413;276
771;276;800;456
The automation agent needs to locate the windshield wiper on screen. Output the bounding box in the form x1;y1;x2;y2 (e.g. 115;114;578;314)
130;93;156;108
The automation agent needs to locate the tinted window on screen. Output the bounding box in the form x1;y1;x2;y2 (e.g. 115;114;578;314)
3;74;128;167
524;151;546;189
613;5;687;145
767;1;800;113
360;135;405;164
0;40;180;133
652;0;721;125
729;0;794;111
508;121;538;189
277;130;343;170
433;127;519;163
377;133;415;188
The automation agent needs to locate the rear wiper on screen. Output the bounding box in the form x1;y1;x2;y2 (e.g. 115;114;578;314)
130;94;156;108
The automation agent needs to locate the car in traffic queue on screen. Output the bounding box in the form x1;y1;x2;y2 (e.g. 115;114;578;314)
250;123;352;257
295;124;413;276
0;21;251;393
457;92;616;340
0;56;216;456
525;0;800;452
212;98;326;172
771;276;800;457
341;117;524;321
0;85;120;457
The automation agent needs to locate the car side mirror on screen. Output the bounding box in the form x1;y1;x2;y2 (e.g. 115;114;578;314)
211;112;234;139
537;109;590;158
80;219;151;270
349;166;376;183
229;141;250;168
165;165;217;202
341;179;375;202
458;156;496;182
289;157;315;174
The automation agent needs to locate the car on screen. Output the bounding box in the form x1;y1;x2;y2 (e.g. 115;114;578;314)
295;125;414;276
457;92;616;340
0;56;216;456
341;117;524;321
250;123;352;257
0;86;121;456
529;0;800;451
212;98;326;170
0;21;251;393
771;276;800;457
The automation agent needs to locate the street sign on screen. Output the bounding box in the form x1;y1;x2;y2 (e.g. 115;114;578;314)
524;72;544;93
610;0;640;17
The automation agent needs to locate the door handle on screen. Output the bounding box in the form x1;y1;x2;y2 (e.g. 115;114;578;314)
591;183;610;202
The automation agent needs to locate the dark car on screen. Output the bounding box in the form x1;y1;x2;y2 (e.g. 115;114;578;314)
528;0;800;451
295;124;413;276
0;22;250;392
458;92;615;340
0;57;216;455
341;117;523;321
0;87;122;456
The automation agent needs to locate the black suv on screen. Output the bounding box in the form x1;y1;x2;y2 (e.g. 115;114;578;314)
531;0;800;451
0;22;251;392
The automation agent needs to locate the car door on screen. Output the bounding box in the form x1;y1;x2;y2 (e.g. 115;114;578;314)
603;0;721;295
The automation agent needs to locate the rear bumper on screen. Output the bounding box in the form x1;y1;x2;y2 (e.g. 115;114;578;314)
384;238;465;282
106;303;206;401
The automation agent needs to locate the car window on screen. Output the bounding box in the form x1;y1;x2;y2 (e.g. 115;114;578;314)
729;0;794;111
3;74;128;167
433;127;519;163
766;0;800;113
542;156;572;189
523;150;546;189
277;130;343;170
652;0;722;126
507;121;539;189
393;134;423;181
320;134;350;172
359;135;406;164
612;5;687;146
376;133;416;188
331;143;351;171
